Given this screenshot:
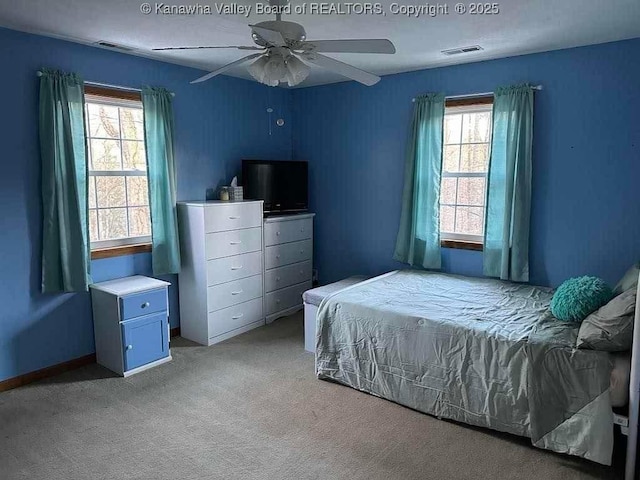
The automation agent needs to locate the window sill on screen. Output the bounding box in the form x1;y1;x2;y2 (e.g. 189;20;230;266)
91;243;152;260
441;239;483;251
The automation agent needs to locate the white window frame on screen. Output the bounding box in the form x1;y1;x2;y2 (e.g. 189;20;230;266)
440;102;493;245
85;93;151;251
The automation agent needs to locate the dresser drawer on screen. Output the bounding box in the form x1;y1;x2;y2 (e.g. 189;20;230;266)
119;288;167;320
265;261;312;293
208;297;263;338
207;274;263;312
204;202;262;233
265;239;312;270
206;251;262;286
205;227;262;260
265;281;311;315
264;217;313;246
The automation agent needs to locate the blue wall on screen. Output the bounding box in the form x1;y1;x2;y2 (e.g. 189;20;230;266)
0;27;292;382
292;39;640;288
3;26;640;384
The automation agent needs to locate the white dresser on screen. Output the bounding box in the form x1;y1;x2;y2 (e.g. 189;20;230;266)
177;200;265;345
263;213;315;323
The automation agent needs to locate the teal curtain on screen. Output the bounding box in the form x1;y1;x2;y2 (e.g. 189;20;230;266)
483;84;534;282
393;93;445;269
142;87;181;275
39;69;91;292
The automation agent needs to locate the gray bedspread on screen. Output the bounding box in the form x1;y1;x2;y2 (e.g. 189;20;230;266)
315;270;614;464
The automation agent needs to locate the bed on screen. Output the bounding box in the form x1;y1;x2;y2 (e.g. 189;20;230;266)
314;270;638;468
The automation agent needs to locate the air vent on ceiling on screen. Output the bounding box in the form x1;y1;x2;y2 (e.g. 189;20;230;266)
441;45;483;56
95;41;134;52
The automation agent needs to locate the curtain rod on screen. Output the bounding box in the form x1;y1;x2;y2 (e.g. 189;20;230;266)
36;71;175;97
412;85;542;102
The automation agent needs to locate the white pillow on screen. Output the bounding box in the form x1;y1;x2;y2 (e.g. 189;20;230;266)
614;262;640;296
577;289;636;351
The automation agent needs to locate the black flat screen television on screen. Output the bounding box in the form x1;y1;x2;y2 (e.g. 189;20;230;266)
242;160;308;214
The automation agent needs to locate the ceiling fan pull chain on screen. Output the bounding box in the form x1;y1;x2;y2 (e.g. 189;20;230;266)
267;107;273;136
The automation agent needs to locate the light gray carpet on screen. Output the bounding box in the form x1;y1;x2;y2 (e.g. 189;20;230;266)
0;312;618;480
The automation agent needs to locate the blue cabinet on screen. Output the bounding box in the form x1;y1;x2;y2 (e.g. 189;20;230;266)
90;276;172;377
121;311;169;371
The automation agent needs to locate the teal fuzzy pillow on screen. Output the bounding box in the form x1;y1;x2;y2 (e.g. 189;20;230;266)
550;276;613;322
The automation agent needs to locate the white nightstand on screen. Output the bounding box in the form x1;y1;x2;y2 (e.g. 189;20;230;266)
90;275;172;377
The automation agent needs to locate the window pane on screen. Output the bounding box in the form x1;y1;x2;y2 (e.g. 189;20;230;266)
98;208;128;240
88;177;97;209
87;103;120;138
89;210;99;242
128;207;151;237
119;108;144;141
85;96;151;247
127;176;149;206
122;141;147;171
462;112;492;143
457;178;485;206
441;177;457;204
444;114;462;144
96;176;126;208
90;139;122;171
443;145;460;172
455;206;484;235
440;205;455;233
460;143;489;172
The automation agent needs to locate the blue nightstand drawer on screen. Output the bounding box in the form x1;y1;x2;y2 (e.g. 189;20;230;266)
120;288;167;320
121;312;169;371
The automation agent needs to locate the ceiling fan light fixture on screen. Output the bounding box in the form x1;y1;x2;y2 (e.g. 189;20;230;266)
249;53;304;87
263;54;288;82
285;55;309;86
247;55;270;83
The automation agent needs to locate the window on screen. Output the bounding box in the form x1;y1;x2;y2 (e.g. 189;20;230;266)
84;87;151;252
440;98;493;248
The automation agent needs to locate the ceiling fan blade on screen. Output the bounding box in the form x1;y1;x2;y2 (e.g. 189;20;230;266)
191;53;264;84
300;39;396;54
249;24;287;47
299;53;380;86
153;46;263;51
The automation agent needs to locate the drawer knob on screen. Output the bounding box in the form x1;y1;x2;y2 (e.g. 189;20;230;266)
276;299;281;304
276;276;280;282
276;255;281;259
300;250;304;254
230;241;242;245
232;313;244;320
229;216;240;220
300;228;304;232
231;290;243;295
231;266;243;270
126;345;133;351
276;231;280;236
141;302;150;309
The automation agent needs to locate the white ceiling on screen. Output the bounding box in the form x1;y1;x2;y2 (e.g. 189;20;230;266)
1;0;639;87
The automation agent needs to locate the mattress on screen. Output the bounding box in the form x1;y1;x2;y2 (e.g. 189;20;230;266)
316;270;614;465
303;276;367;307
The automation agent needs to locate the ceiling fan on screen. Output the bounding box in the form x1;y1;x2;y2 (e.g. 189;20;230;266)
153;0;396;87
